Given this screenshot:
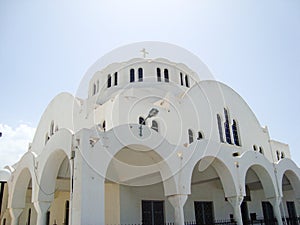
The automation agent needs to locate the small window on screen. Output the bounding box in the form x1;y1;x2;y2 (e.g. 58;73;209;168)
253;145;257;151
107;74;112;88
164;69;169;82
197;131;203;140
217;114;224;143
102;121;106;132
139;117;145;125
45;132;49;144
180;72;184;86
151;120;158;132
259;146;264;154
276;151;280;160
50;121;54;136
185;75;189;87
188;129;194;144
27;208;31;225
130;69;135;82
232;120;241;146
2;218;6;225
157;68;161;82
281;152;285;159
138;68;143;82
93;83;96;95
224;108;232;144
114;72;118;86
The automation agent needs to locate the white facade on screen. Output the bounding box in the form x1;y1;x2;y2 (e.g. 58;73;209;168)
0;47;299;225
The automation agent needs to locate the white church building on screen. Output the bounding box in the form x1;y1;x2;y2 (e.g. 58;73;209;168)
0;42;299;225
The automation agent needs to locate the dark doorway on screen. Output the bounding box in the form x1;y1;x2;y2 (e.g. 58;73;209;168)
194;201;214;225
241;201;249;224
262;202;275;225
142;200;164;225
287;201;297;225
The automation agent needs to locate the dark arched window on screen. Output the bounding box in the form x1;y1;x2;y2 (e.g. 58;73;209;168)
276;151;280;160
253;145;257;151
217;114;224;143
197;131;203;140
139;117;145;125
180;72;184;86
102;121;106;132
138;68;143;82
188;129;194;144
93;83;96;95
130;69;135;82
185;75;189;87
50;121;54;136
151;120;158;132
164;69;169;82
107;74;112;88
224;108;232;144
114;72;118;86
232;120;240;146
157;68;161;82
259;146;264;154
281;152;285;159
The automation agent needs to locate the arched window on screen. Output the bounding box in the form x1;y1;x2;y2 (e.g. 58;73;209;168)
185;75;189;87
45;132;49;144
224;108;232;144
217;114;224;143
50;121;54;136
107;74;112;88
253;145;257;151
276;151;280;160
197;131;203;140
130;69;135;82
2;218;6;225
180;72;184;86
65;201;70;225
157;68;161;82
114;72;118;86
259;146;264;154
93;83;96;95
151;120;158;132
232;120;241;146
164;69;169;82
138;68;143;82
102;121;106;132
281;152;285;159
188;129;194;144
139;117;145;125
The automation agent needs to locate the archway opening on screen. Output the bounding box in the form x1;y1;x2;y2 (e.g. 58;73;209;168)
186;157;237;224
105;145;169;225
281;170;300;223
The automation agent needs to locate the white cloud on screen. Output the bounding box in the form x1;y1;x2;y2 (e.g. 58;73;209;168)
0;123;36;168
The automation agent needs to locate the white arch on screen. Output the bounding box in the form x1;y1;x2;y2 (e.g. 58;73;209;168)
276;158;300;198
7;152;36;209
239;151;279;198
36;128;73;202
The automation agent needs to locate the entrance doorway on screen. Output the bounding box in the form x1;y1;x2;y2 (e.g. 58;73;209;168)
194;201;214;225
142;200;164;225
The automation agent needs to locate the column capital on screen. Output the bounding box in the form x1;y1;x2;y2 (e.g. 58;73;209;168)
33;201;51;214
9;208;24;225
227;195;244;207
167;194;188;208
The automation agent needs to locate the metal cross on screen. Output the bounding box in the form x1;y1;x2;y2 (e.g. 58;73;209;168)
140;48;149;58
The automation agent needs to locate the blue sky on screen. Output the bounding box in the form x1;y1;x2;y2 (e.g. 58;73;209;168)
0;0;299;168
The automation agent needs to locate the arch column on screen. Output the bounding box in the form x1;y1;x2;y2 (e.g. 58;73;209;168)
268;196;283;225
227;196;243;225
9;208;23;225
34;201;51;225
71;149;105;225
167;194;188;225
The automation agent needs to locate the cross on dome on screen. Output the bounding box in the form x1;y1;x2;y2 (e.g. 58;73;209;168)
140;48;149;58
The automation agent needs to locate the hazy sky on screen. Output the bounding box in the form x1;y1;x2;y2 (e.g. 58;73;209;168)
0;0;299;168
